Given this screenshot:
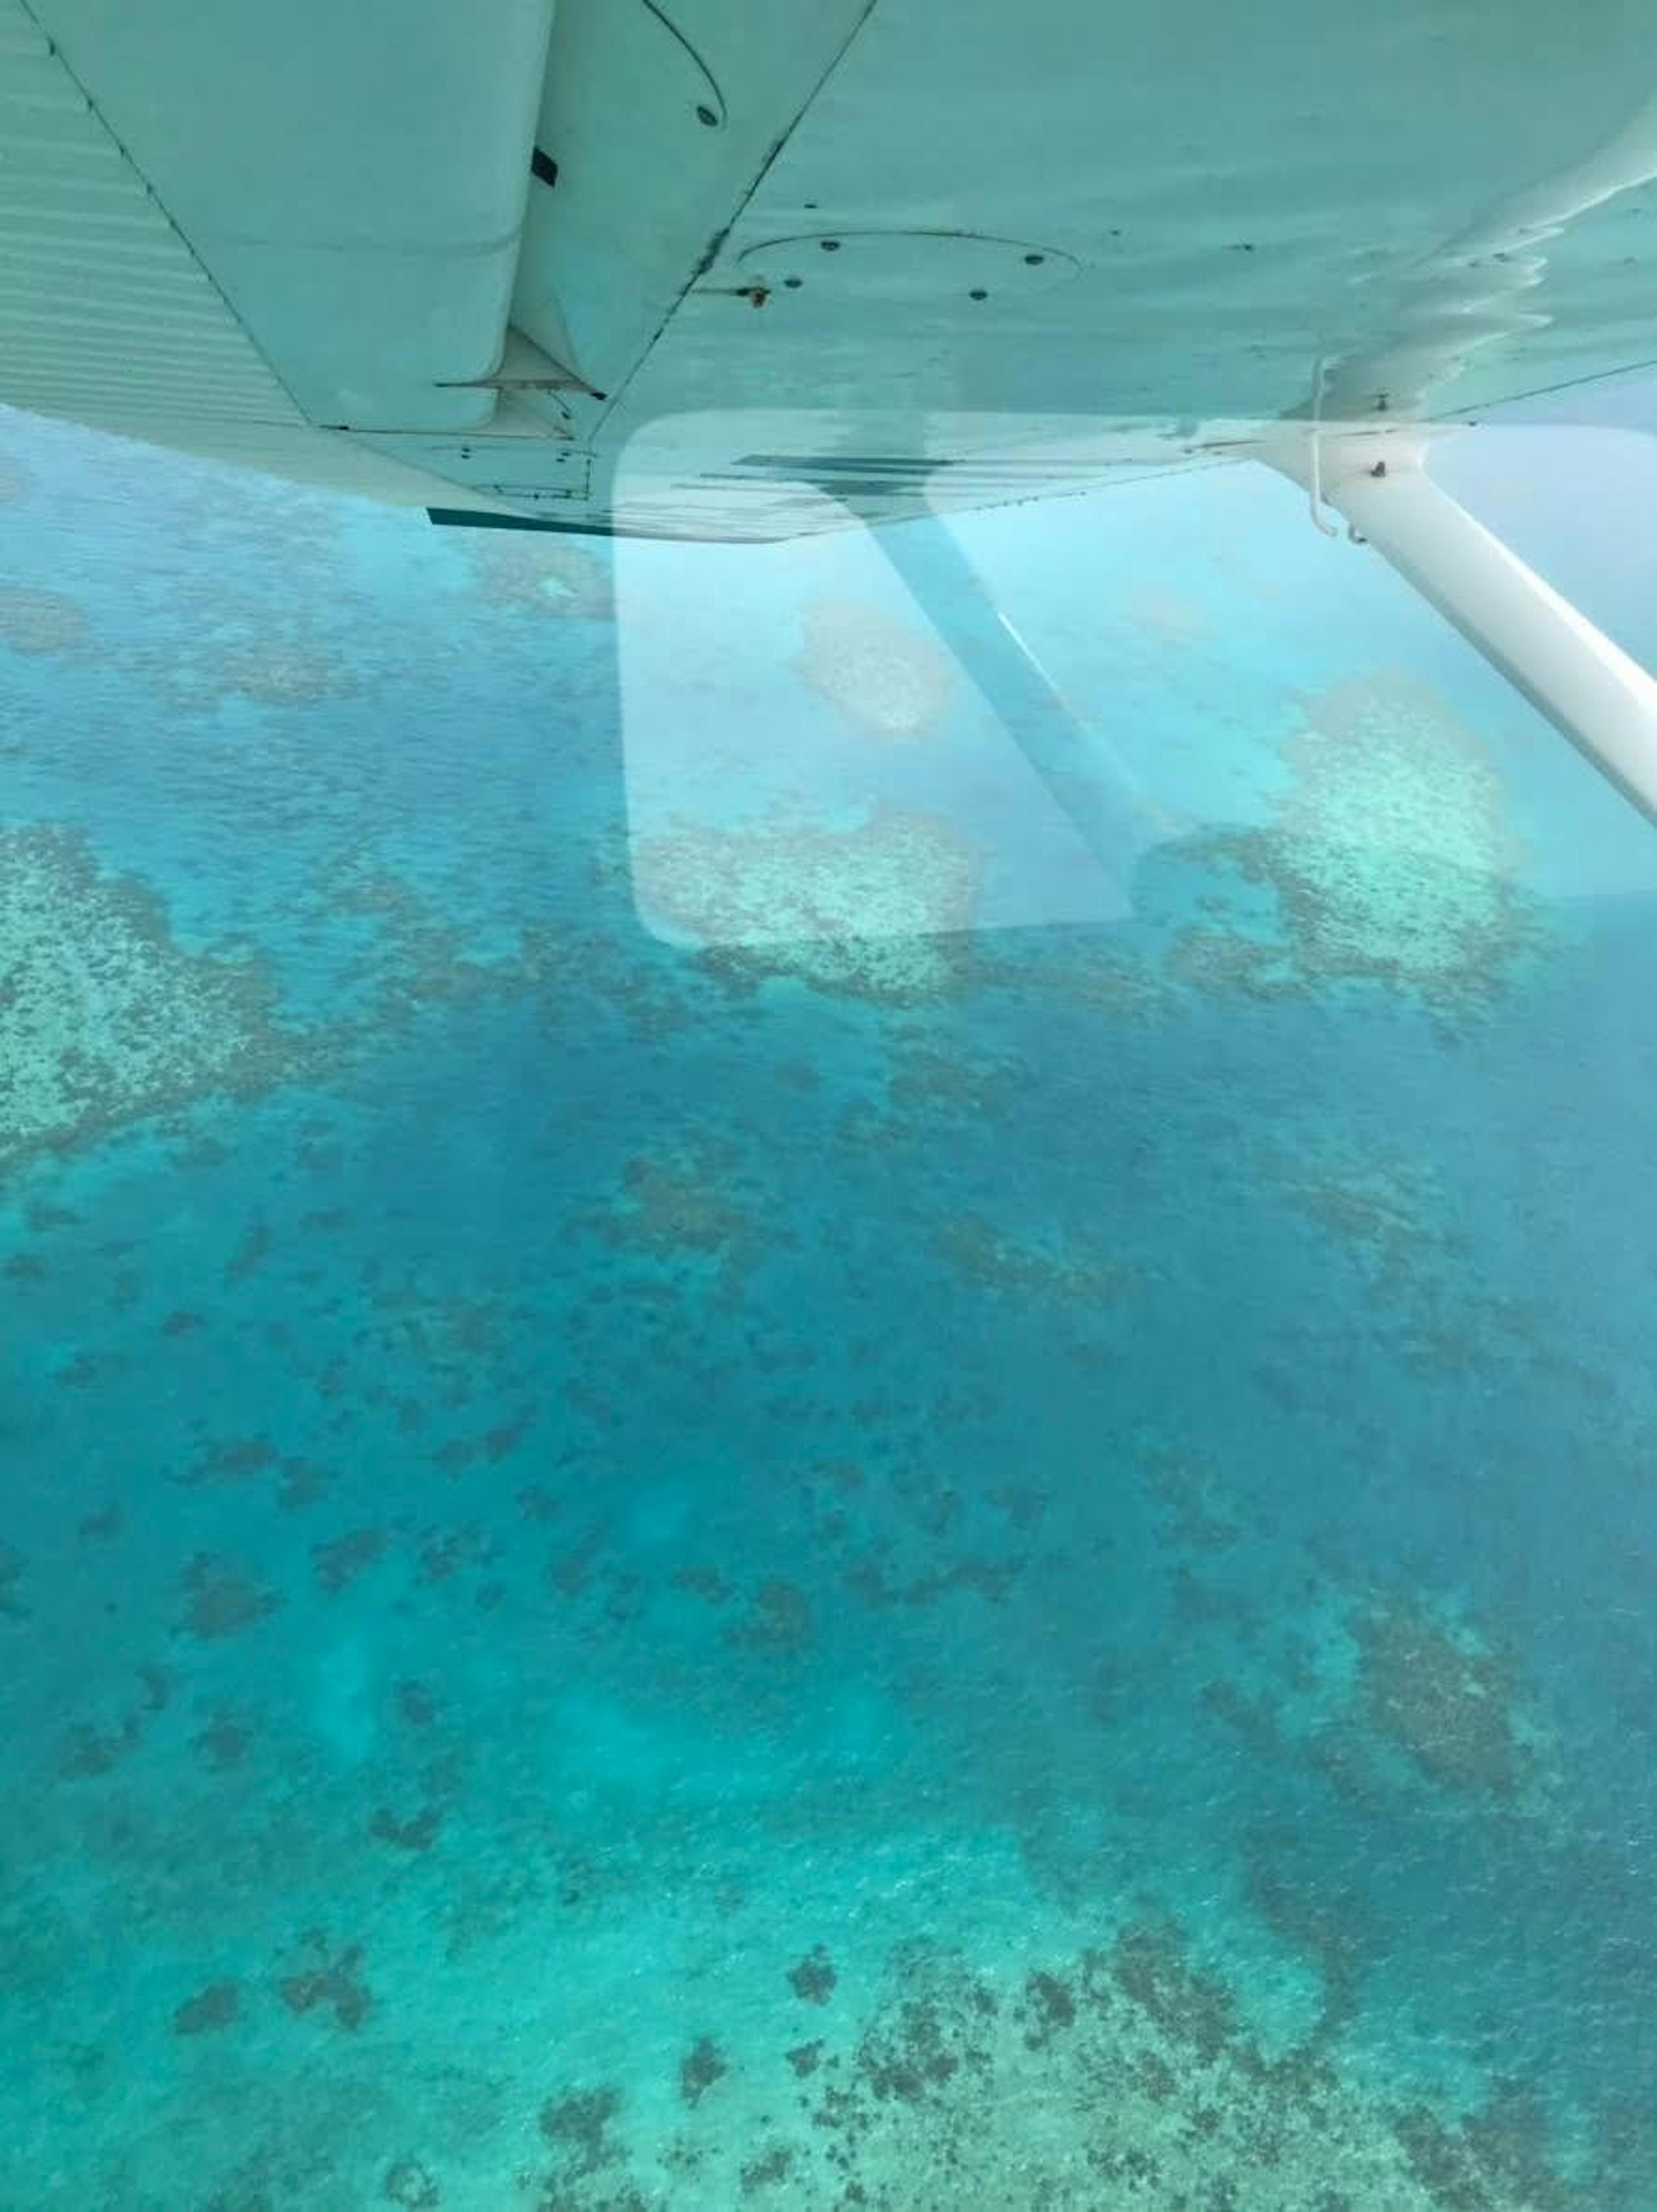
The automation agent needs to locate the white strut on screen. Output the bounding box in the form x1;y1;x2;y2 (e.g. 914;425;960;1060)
1264;431;1657;827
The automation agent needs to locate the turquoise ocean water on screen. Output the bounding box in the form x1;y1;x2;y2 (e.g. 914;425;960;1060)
4;409;1657;2208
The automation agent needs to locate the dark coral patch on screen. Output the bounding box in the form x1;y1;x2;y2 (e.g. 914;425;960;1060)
180;1554;281;1640
278;1935;373;2031
787;1947;837;2005
174;1981;239;2036
312;1525;390;1594
382;2157;440;2206
679;2035;728;2106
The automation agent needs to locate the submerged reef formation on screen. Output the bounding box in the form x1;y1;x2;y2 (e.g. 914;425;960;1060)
195;638;349;708
138;619;353;716
461;529;615;621
0;826;297;1164
1257;1127;1556;1381
594;1137;772;1275
1121;580;1212;645
1198;1560;1561;1826
1354;1594;1546;1799
931;1209;1133;1311
528;1924;1600;2209
0;821;568;1172
1170;673;1545;1017
791;594;956;739
321;852;543;1024
1265;1134;1451;1294
632;808;981;1001
0;583;88;655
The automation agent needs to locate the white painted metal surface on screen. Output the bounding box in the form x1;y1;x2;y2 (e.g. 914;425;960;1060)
7;0;1657;536
28;0;555;432
0;0;545;507
0;0;300;434
515;1;875;400
611;0;1657;436
1266;432;1657;825
1318;94;1657;420
5;0;1657;810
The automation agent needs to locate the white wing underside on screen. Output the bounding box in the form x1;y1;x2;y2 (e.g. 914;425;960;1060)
9;0;1657;818
6;0;1657;540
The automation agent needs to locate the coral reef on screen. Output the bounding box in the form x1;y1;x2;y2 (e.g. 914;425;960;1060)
539;2087;623;2185
0;1544;24;1620
1198;1557;1562;1829
726;1579;813;1655
791;593;955;739
1121;580;1211;644
679;2035;728;2107
127;618;356;716
586;1133;779;1304
1170;673;1545;1017
1136;1433;1246;1555
0;583;87;654
462;531;615;621
323;854;537;1022
932;1209;1131;1309
383;2158;441;2208
194;1713;252;1771
1265;1134;1452;1294
606;1146;754;1260
205;640;348;706
632;808;981;1000
1355;1596;1537;1797
528;1925;1597;2209
788;1947;837;2004
173;1980;240;2036
0;826;296;1164
179;1553;282;1641
277;1932;374;2031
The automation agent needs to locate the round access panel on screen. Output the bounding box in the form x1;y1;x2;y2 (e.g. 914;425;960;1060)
736;230;1080;302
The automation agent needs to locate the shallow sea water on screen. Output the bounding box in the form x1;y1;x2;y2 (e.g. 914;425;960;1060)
4;410;1657;2209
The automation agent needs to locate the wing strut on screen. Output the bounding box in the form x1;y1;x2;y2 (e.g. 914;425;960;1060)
1264;432;1657;826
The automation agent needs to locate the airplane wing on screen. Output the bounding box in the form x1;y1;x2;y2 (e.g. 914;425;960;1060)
6;0;1657;534
6;0;1657;799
